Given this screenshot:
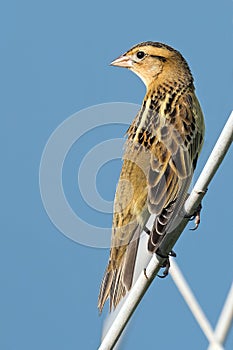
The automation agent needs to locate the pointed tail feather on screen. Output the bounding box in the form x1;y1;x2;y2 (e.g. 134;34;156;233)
98;267;115;314
98;225;141;313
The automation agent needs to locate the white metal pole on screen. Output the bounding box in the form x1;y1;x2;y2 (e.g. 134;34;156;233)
208;282;233;349
184;111;233;216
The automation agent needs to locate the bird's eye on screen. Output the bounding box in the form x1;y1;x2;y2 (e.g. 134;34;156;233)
136;51;145;59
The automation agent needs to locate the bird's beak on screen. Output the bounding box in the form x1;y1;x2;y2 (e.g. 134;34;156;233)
110;55;133;68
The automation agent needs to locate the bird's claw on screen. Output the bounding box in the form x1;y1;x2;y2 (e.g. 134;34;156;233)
144;268;149;279
189;210;201;231
158;257;170;278
185;203;202;231
156;249;176;278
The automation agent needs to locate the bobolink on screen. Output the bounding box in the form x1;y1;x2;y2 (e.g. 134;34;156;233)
98;42;205;313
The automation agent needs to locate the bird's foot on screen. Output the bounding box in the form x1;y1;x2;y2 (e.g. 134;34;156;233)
156;249;176;278
144;225;176;278
185;203;202;231
158;257;170;278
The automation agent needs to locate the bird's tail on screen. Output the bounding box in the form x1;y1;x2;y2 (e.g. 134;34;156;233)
98;263;125;314
98;225;141;313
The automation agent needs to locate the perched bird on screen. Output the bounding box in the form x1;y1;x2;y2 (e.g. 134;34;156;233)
98;42;205;313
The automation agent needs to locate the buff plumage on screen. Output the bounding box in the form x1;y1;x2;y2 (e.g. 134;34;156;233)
98;42;205;313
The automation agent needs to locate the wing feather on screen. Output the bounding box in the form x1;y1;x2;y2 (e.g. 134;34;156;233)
148;91;204;251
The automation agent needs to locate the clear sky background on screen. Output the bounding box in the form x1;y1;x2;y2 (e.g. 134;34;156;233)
1;1;233;349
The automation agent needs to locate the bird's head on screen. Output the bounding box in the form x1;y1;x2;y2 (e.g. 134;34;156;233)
110;41;192;88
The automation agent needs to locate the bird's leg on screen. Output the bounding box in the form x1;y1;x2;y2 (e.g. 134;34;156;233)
185;203;202;231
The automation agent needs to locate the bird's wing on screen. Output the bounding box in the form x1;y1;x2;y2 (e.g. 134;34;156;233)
147;91;204;250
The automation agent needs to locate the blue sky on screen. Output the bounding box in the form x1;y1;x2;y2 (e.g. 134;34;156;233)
1;1;233;349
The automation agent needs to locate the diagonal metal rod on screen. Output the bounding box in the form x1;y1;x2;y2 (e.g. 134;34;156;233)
98;112;233;350
170;259;224;350
207;282;233;349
